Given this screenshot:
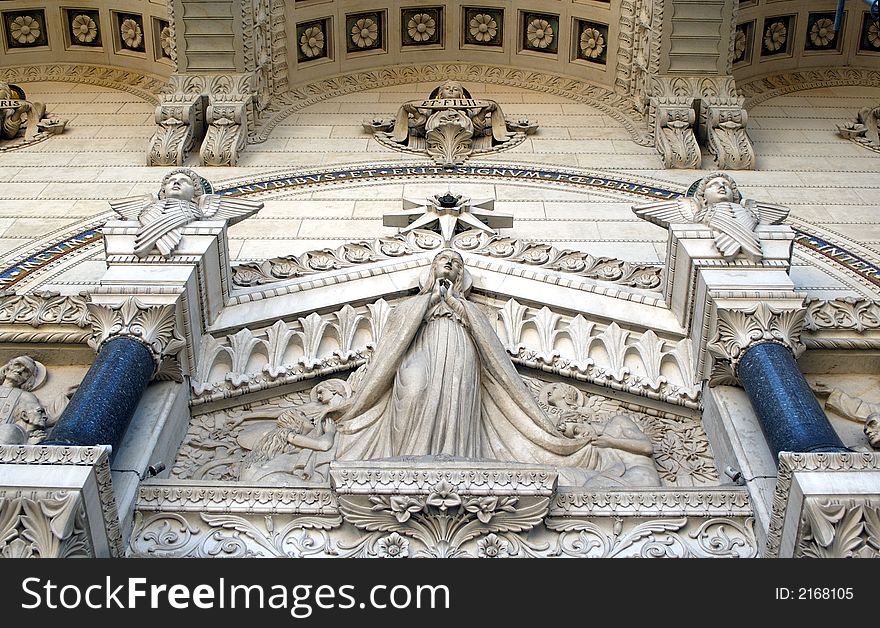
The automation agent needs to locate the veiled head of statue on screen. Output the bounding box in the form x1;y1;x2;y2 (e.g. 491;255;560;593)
695;172;741;206
430;81;472;100
420;249;472;294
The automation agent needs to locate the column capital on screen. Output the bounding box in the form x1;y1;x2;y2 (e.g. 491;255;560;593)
708;301;806;383
87;298;185;371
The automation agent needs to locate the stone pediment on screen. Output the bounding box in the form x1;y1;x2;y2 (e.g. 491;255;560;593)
189;235;696;411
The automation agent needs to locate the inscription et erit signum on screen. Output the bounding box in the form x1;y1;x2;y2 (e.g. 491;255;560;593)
225;166;680;200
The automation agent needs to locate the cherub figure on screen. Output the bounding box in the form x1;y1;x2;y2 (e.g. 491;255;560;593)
110;168;263;258
632;172;790;262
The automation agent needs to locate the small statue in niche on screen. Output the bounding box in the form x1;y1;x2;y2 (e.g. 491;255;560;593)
0;82;65;147
0;355;51;445
109;168;263;258
540;382;661;487
238;379;352;485
812;383;880;449
364;80;537;166
633;172;789;262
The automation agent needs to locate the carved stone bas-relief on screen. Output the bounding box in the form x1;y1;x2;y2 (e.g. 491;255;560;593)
238;379;351;485
365;80;537;166
837;104;880;155
633;172;790;262
110;168;263;258
0;81;66;152
813;385;880;449
0;356;51;445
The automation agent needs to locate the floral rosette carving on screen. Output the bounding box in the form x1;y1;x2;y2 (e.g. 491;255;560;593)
810;18;835;48
407;14;436;43
527;19;553;49
351;18;378;49
120;18;143;50
579;28;605;59
300;26;324;58
763;21;787;52
469;14;497;43
11;15;41;44
338;480;549;558
71;14;98;44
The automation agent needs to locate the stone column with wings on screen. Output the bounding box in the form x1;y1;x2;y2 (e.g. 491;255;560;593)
109;168;263;258
632;173;790;262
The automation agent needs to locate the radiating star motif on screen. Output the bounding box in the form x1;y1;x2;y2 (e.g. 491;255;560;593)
383;192;512;243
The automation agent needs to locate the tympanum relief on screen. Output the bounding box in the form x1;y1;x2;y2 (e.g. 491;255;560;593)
364;80;537;166
175;251;715;489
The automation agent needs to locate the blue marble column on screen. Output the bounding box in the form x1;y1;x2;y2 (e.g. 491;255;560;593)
43;337;155;458
738;341;846;461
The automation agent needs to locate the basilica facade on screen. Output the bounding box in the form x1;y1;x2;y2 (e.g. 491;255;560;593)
0;0;879;558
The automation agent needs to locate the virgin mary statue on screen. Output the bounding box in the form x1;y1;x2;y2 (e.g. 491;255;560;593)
331;249;626;482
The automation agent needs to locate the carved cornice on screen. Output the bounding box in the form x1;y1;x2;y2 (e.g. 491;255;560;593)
765;452;880;558
232;228;663;291
740;68;880;108
137;483;336;515
0;64;166;105
87;298;185;368
0;445;122;557
256;63;651;146
331;461;557;496
550;489;752;517
708;302;806;375
805;297;880;333
0;290;90;328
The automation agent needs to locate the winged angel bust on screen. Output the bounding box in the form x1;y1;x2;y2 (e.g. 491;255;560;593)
110;168;263;258
632;173;789;262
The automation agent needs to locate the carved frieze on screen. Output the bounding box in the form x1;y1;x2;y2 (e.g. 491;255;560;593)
0;290;90;329
129;480;756;558
232;229;663;290
188;297;698;409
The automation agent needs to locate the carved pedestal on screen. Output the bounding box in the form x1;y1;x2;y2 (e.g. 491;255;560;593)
765;452;880;557
0;446;122;558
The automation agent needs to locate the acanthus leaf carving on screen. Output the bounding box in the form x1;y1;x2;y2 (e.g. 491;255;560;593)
708;302;806;376
0;291;90;328
0;490;92;558
653;99;701;169
86;298;185;372
705;98;755;170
